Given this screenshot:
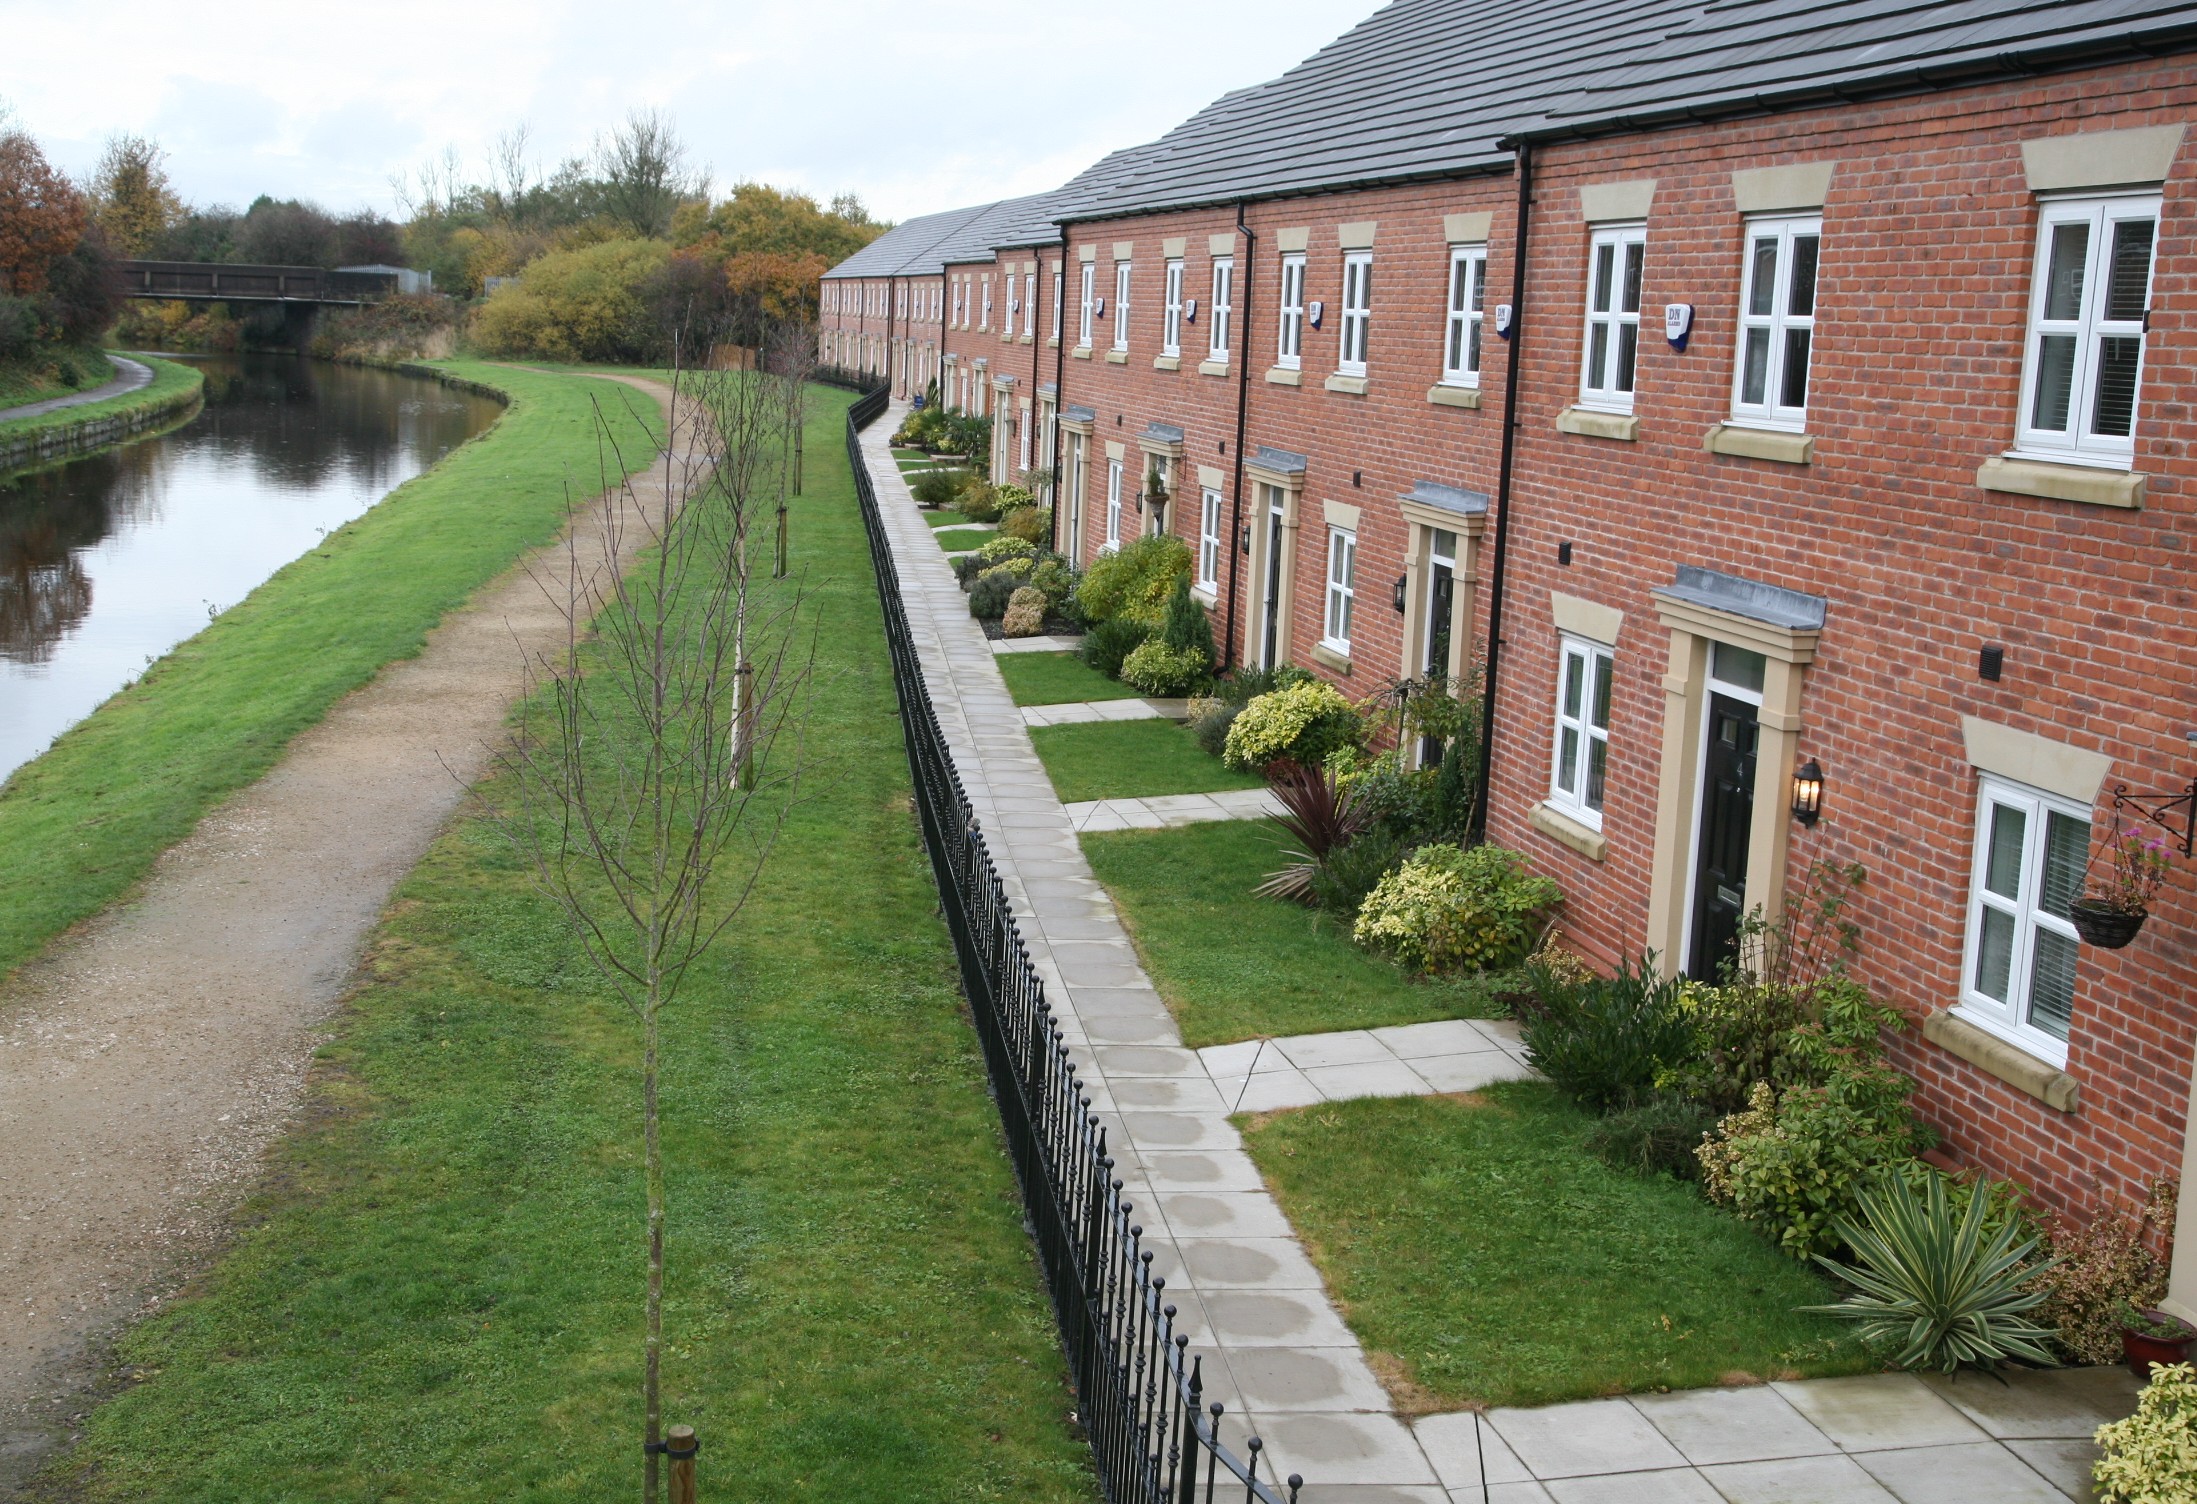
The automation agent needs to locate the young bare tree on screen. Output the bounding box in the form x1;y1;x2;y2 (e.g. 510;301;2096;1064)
492;352;815;1502
595;109;708;240
765;319;817;580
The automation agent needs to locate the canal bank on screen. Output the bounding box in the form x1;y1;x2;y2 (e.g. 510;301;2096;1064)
0;355;206;475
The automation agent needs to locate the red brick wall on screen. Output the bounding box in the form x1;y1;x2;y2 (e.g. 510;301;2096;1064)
1483;58;2197;1218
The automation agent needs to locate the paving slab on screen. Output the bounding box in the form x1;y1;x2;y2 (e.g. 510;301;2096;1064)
1487;1400;1690;1479
1543;1467;1724;1503
1920;1363;2140;1438
1771;1374;1987;1453
1850;1440;2070;1503
1698;1452;1899;1503
1630;1384;1834;1466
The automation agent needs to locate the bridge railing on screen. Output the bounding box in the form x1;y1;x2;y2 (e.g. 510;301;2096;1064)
112;260;395;304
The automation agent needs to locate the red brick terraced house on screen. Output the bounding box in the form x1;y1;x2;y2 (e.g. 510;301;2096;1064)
822;0;2197;1318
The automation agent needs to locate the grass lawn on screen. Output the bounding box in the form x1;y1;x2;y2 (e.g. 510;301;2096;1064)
1083;820;1508;1046
0;353;204;450
0;344;118;409
1029;719;1266;804
1240;1083;1872;1412
923;509;979;528
997;652;1135;707
0;360;661;985
34;383;1096;1504
935;528;996;553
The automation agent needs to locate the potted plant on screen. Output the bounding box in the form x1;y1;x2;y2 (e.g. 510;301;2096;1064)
2121;1302;2196;1379
2070;825;2171;949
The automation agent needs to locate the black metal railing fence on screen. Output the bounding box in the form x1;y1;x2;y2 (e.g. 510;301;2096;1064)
834;380;1301;1504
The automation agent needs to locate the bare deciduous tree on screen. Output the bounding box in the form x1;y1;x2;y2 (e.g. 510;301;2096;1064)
491;349;815;1502
595;109;708;240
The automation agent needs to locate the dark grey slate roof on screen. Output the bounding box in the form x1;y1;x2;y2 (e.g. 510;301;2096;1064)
822;202;997;280
931;194;1058;267
979;143;1172;251
1542;0;2197;135
1655;565;1827;631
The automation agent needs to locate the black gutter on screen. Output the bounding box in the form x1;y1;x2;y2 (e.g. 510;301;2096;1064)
1223;200;1254;671
1469;138;1532;846
1051;224;1069;557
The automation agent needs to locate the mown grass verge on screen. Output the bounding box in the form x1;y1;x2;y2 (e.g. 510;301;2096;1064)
0;359;661;985
998;652;1137;707
1240;1083;1871;1412
935;527;995;553
0;344;120;409
0;354;205;459
1082;819;1508;1046
1029;719;1266;804
32;382;1096;1503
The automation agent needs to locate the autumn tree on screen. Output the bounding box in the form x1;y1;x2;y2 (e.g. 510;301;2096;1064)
595;109;707;240
0;130;86;298
89;133;182;257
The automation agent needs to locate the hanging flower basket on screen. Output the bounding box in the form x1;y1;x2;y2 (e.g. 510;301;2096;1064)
2070;897;2147;949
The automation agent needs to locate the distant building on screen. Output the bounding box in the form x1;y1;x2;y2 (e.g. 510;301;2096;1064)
336;265;434;296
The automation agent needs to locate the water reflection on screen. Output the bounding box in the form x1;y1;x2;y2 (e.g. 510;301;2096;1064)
0;354;501;782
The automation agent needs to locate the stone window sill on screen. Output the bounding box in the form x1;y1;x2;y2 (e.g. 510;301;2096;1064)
1428;384;1482;410
1071;346;1092;361
1923;1009;2080;1113
1325;373;1369;396
1105;350;1128;365
1048;338;1060;348
1192;585;1218;608
1556;407;1639;442
1310;641;1352;674
1154;354;1182;371
1019;335;1034;345
1528;801;1606;861
1978;454;2145;509
1266;366;1302;387
1705;423;1813;465
1199;360;1231;377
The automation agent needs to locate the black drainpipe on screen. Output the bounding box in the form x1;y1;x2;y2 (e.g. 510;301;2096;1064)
1470;139;1534;845
1051;225;1070;556
1223;200;1255;671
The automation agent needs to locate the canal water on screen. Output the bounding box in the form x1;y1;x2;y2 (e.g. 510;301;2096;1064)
0;355;502;784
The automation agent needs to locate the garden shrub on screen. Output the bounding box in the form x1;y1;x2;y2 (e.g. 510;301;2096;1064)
911;469;962;509
1002;588;1048;639
1160;574;1218;665
1079;616;1155;678
941;413;992;458
2094;1363;2197;1504
1077;534;1192;625
968;570;1023;619
993;483;1036;511
1027;557;1080;617
957;476;1004;523
1000;506;1052;546
1344;751;1442;845
1519;956;1695;1113
1222;679;1363;772
1352;844;1562;974
1584;1096;1720;1181
471;237;671;363
1186;696;1239;759
1119;641;1210;697
950;554;984;586
1697;1080;1918;1260
1220;664;1313;705
976;534;1037;567
1310;829;1407;920
1659;978;1813;1114
2033;1179;2177;1365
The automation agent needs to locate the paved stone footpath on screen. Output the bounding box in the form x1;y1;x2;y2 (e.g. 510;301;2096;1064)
857;402;2130;1503
1066;787;1286;833
0;355;150;423
1021;696;1188;728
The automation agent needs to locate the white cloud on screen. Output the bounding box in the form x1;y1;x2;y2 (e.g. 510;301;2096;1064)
0;0;1372;219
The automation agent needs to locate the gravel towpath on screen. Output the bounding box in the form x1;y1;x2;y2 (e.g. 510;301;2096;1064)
0;372;681;1489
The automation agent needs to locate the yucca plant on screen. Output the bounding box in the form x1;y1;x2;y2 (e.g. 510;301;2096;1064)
1805;1169;2061;1373
1255;759;1370;904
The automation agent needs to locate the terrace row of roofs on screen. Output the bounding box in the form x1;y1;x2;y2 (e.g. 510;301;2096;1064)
818;0;2197;1317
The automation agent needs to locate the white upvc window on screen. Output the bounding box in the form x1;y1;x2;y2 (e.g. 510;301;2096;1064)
1001;274;1014;339
1105;458;1124;549
1113;261;1132;351
2016;194;2160;468
1581;224;1645;411
1959;774;2087;1064
1078;263;1096;347
1276;252;1306;369
1442;243;1487;387
981;276;992;331
951;280;962;327
1052;267;1063;341
1162;259;1185;356
1322;527;1356;651
1024;272;1037;337
1549;635;1614;829
1731;216;1820;430
1197;487;1222;589
1338;250;1372;376
1209;257;1234;362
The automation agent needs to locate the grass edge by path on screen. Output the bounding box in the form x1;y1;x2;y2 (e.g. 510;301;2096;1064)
0;360;665;987
0;354;205;453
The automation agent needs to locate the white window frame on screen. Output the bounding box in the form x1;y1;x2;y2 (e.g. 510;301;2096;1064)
1105;458;1124;550
1338;250;1372;376
1002;274;1015;339
1078;263;1095;347
1321;526;1356;652
1958;774;2088;1066
1209;257;1234;362
1442;243;1487;387
1018;406;1032;470
1276;252;1306;369
1730;215;1820;431
981;275;992;331
1162;258;1185;357
1197;486;1222;589
1113;261;1132;352
1052;267;1063;341
1548;635;1615;830
1024;271;1037;338
2014;193;2161;469
1581;224;1646;412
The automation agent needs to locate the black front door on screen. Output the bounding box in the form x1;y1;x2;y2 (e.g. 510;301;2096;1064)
1260;507;1284;668
1420;560;1455;764
1689;693;1759;981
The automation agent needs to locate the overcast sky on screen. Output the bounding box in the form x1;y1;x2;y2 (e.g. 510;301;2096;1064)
0;0;1373;221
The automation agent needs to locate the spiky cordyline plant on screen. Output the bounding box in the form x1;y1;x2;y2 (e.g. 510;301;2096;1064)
1805;1170;2061;1375
1255;759;1371;904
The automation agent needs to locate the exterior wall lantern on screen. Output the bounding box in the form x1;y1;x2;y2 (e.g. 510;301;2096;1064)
1392;574;1409;614
1791;758;1825;827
